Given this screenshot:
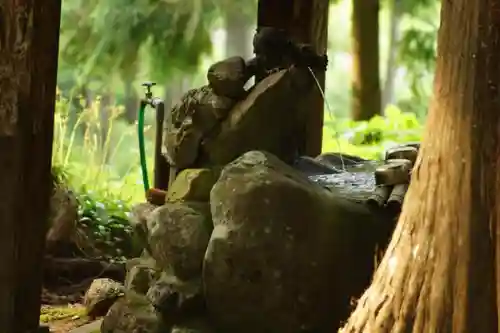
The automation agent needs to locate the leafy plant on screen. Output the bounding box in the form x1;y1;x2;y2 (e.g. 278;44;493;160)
52;93;151;259
322;105;423;160
77;191;140;260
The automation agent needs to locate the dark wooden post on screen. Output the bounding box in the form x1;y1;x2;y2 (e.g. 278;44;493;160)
257;0;329;157
0;0;62;332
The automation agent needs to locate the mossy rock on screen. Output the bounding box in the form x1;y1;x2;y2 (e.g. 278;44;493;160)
166;168;221;203
101;291;165;333
125;256;161;295
147;202;213;280
40;305;86;323
204;150;395;332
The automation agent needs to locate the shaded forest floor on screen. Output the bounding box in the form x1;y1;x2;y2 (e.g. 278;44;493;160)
40;255;124;332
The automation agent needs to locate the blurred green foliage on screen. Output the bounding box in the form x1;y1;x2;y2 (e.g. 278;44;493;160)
59;0;218;84
323;105;422;160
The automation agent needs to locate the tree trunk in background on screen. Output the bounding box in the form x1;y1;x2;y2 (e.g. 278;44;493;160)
340;0;500;331
164;78;188;111
381;0;402;110
99;92;112;153
69;85;90;135
123;81;139;124
351;0;381;121
0;0;62;332
225;4;254;59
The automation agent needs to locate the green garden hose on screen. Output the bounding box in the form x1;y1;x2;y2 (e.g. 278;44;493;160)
138;102;150;193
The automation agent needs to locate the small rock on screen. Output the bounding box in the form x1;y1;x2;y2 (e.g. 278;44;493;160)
147;202;212;280
125;256;159;295
190;85;235;126
83;278;125;318
162;86;235;169
101;291;165;333
166;168;221;203
164;116;203;169
130;202;156;249
207;56;249;99
146;273;205;325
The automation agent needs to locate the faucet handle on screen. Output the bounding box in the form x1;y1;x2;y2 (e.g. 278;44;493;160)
142;81;156;88
141;81;156;99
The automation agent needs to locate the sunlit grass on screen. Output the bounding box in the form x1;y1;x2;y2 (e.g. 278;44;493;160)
39;304;86;323
52;91;155;204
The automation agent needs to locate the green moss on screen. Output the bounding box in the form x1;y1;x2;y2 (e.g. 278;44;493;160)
39;305;87;323
166;168;221;203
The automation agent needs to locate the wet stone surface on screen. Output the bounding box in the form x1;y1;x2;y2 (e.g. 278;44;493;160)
307;161;382;201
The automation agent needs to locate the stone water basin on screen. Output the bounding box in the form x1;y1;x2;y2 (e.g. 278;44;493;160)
307;161;382;201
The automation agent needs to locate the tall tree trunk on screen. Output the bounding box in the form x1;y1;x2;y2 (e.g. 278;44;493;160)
0;0;62;332
340;0;500;331
225;4;254;59
164;78;188;111
99;92;112;157
122;62;138;124
381;0;402;110
123;81;139;124
351;0;382;121
69;84;89;135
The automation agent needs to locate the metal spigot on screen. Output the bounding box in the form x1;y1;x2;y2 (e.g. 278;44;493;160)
141;81;156;101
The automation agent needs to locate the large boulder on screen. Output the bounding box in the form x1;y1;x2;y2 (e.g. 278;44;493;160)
147;202;213;280
125;256;160;295
201;67;313;166
206;56;249;99
203;151;393;332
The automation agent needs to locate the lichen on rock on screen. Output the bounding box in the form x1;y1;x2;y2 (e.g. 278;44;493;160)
166;168;221;203
147;202;212;281
100;291;165;333
125;256;160;295
83;278;125;318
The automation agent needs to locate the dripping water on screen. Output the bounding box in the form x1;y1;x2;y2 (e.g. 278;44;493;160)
307;66;346;171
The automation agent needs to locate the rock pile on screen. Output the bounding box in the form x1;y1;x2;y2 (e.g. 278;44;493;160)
83;54;418;332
